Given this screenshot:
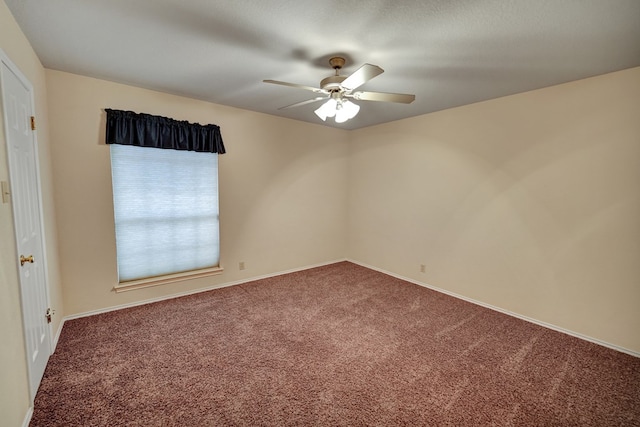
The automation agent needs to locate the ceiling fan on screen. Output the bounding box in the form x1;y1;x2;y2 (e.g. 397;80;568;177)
263;57;415;123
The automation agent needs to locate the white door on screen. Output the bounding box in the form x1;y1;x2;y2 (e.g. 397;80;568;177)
1;56;51;400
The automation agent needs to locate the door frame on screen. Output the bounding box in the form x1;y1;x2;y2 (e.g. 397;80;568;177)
0;48;53;403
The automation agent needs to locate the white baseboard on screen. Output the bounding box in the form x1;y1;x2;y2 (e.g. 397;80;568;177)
51;318;65;352
57;258;639;358
62;259;347;322
347;259;640;358
22;407;33;427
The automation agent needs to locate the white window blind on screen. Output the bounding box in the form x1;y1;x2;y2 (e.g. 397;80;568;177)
110;144;220;282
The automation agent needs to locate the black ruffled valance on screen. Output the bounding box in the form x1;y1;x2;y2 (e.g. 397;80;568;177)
105;109;225;154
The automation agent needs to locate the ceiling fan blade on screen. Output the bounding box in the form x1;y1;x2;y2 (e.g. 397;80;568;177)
351;90;416;104
278;97;326;110
263;79;325;94
340;64;384;91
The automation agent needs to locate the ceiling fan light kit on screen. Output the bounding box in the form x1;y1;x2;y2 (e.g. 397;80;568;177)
264;56;415;124
314;98;338;121
315;99;360;123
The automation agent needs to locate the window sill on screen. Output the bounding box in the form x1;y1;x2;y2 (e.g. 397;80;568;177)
113;266;224;293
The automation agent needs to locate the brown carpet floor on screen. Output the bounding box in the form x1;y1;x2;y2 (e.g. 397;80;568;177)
31;262;640;426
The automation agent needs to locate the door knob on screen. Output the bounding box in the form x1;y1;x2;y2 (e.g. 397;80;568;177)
20;255;34;266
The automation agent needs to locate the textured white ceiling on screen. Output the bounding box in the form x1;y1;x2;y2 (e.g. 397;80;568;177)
5;0;640;130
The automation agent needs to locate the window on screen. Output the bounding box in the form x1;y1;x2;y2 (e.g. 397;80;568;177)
110;144;221;287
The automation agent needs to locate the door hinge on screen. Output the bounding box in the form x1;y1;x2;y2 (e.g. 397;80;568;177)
30;116;36;130
45;308;54;323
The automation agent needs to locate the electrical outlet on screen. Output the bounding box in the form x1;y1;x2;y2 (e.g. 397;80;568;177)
239;261;245;270
1;181;10;204
420;264;426;273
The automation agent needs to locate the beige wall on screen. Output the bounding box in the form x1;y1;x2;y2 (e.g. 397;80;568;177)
45;69;350;316
348;67;640;352
0;0;64;425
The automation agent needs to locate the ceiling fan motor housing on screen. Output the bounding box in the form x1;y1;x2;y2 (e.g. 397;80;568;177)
320;75;347;92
